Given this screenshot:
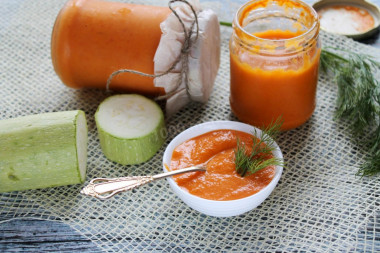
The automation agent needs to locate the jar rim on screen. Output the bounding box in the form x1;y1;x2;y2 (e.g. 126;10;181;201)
233;0;320;43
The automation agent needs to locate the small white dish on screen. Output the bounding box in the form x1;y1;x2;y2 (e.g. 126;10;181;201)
162;121;283;217
313;0;380;39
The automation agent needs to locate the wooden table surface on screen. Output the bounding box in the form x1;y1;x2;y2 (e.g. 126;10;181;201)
1;0;380;252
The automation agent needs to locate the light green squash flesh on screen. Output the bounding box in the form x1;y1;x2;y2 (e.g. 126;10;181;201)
95;94;166;165
0;110;88;193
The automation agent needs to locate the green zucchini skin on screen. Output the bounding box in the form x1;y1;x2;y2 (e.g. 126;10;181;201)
95;94;166;165
0;110;88;193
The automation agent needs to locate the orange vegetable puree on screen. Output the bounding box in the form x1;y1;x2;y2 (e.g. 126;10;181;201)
169;129;275;201
51;0;171;96
230;29;320;130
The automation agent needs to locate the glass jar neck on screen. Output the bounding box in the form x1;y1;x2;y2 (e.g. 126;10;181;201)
232;0;320;55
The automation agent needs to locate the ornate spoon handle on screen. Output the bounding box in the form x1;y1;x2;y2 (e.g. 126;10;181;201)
80;165;206;200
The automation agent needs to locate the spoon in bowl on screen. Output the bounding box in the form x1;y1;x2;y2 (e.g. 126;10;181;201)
80;164;206;200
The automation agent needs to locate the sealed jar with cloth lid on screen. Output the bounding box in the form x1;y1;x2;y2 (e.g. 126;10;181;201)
51;0;220;116
229;0;321;130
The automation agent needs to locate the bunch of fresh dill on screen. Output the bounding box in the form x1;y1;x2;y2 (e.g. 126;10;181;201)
320;48;380;177
234;118;284;177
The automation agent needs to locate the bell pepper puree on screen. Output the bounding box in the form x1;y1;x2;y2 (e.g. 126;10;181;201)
169;129;275;201
51;0;171;96
254;29;304;40
230;29;320;130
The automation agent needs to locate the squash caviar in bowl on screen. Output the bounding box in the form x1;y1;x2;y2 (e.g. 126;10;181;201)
163;121;283;217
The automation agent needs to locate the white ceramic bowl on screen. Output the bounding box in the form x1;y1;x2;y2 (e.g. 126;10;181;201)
162;121;283;217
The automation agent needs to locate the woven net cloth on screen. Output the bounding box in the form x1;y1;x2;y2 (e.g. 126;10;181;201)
0;0;379;252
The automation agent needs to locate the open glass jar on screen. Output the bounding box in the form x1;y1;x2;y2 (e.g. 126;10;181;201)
229;0;320;130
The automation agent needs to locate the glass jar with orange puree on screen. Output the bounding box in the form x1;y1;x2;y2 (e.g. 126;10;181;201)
230;0;321;130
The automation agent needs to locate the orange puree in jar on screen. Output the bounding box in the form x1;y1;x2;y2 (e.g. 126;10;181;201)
51;0;171;96
230;29;320;130
169;130;275;201
230;0;321;130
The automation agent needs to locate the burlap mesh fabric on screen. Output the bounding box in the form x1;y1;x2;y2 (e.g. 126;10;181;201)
0;0;379;252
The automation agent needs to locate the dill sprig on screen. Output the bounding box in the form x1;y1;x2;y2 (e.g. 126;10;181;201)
219;21;232;27
235;118;284;177
320;48;380;177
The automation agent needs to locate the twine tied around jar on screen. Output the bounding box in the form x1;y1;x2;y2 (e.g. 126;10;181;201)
105;0;199;101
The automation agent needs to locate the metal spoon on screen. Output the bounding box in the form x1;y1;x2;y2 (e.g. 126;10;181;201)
80;164;206;200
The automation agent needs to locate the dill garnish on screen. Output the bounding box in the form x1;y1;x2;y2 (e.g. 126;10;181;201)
235;118;284;177
320;48;380;177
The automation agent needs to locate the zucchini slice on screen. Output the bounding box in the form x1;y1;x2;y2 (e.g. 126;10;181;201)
95;94;166;165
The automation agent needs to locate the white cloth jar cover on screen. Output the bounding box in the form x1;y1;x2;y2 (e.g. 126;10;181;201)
154;0;221;116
